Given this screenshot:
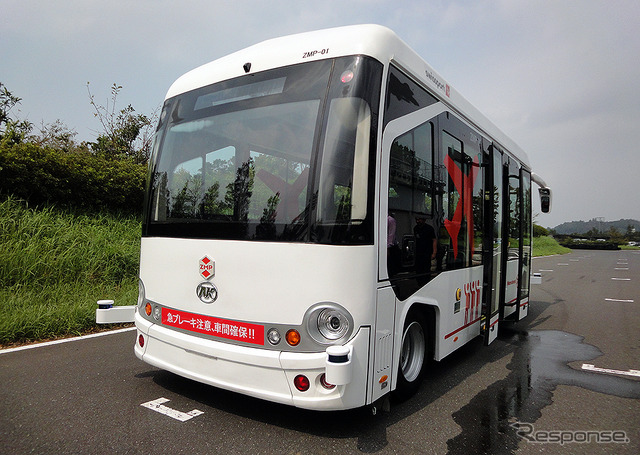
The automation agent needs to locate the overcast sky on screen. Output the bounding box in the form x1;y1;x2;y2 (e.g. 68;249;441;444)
2;0;639;228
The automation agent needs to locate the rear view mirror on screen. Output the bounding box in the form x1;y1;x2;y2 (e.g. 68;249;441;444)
539;187;552;213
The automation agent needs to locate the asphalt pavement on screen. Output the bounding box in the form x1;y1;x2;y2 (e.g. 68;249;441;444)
1;250;639;454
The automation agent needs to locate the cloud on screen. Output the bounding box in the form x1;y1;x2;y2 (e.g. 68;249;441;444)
2;0;639;226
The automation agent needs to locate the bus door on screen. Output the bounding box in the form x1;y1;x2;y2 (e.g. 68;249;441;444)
482;144;504;345
516;169;532;319
502;158;521;320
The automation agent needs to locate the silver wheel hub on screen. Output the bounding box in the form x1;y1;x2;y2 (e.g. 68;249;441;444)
400;321;425;382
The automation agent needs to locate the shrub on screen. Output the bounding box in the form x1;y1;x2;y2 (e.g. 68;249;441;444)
533;223;549;237
0;141;146;215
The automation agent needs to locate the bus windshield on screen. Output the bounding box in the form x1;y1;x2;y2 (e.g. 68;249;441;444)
145;56;382;244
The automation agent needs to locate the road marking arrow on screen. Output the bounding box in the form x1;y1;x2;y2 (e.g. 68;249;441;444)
141;397;204;422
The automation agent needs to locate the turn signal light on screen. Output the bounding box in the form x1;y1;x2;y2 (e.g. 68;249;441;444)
145;302;152;316
286;329;301;346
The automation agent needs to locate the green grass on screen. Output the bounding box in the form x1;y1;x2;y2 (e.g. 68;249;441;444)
532;235;571;257
0;197;141;346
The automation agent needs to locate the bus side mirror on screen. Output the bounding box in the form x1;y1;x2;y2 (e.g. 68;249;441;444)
539;187;552;213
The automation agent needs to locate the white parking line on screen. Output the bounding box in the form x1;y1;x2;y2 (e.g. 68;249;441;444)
141;398;204;422
605;298;635;303
611;278;631;281
0;327;136;355
582;364;640;378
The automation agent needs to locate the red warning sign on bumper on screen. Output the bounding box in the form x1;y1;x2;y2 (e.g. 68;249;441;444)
162;308;264;345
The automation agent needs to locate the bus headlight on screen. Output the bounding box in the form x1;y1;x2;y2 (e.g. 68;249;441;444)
305;303;353;344
317;308;349;340
137;279;145;308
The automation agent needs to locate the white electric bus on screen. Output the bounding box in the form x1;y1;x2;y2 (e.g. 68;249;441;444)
99;25;552;411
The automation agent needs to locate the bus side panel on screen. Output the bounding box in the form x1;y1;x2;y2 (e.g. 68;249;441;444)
370;286;396;403
391;266;484;368
432;267;483;361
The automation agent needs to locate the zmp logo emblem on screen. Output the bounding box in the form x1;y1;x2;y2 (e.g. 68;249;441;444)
199;256;215;280
196;281;218;304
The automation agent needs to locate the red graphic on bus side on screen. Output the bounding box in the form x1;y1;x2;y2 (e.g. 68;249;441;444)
443;154;479;259
464;280;481;325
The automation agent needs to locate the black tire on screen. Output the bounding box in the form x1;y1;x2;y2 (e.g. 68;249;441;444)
394;309;428;401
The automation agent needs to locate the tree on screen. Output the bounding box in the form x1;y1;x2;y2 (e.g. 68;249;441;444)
626;224;636;237
87;82;155;164
0;82;20;129
0;82;33;145
585;227;601;240
31;119;78;152
609;226;623;244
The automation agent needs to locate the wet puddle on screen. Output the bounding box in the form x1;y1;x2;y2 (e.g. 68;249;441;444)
446;329;640;454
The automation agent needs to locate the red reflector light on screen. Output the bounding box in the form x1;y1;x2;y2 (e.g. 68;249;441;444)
138;334;145;347
294;375;310;392
320;374;336;390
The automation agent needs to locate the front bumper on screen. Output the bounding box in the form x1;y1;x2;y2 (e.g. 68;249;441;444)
134;312;370;410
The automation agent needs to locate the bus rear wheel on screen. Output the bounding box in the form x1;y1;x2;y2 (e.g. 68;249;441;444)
395;311;428;400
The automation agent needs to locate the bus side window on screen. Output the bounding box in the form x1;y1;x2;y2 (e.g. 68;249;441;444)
384;66;438;126
388;122;435;281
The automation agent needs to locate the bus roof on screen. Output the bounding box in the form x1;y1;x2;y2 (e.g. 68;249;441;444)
166;24;530;168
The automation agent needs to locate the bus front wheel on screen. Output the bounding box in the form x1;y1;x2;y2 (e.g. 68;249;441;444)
395;311;428;400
